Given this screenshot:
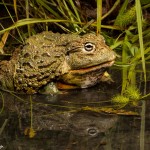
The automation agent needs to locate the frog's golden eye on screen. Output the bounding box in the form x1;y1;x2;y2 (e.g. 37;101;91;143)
84;42;95;52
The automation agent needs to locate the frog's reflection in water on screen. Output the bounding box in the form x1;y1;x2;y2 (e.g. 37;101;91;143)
0;88;118;150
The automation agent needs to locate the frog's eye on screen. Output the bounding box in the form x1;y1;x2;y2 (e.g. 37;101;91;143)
84;42;95;52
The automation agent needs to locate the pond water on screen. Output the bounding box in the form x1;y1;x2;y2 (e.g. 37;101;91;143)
0;82;150;150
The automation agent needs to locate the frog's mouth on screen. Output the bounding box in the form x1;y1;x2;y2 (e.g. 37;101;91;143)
72;60;115;73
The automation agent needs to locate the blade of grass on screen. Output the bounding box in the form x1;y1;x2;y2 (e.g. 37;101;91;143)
0;18;124;35
62;0;79;31
0;31;9;53
13;0;18;20
135;0;146;82
54;22;72;33
2;0;24;43
121;35;129;93
0;119;8;135
26;0;31;36
130;47;150;63
136;2;146;150
56;0;69;20
76;19;95;34
36;0;61;18
69;0;81;23
97;0;102;34
0;18;69;34
102;0;120;20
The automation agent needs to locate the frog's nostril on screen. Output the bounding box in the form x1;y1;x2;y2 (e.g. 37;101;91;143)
87;127;99;137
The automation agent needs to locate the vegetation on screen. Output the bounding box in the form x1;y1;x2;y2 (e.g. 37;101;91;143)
112;86;141;108
0;0;150;97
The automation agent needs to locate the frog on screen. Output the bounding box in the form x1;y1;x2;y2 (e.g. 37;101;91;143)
0;31;116;94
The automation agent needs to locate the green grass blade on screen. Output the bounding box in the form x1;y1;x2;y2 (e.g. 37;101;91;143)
135;0;146;82
62;0;79;31
0;18;69;34
36;0;61;18
102;0;120;20
25;0;31;36
77;19;95;34
97;0;102;34
69;0;81;22
121;36;129;93
2;0;24;43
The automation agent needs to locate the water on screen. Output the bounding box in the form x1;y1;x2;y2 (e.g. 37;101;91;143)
0;83;150;150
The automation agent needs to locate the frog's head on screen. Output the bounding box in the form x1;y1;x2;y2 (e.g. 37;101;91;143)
65;33;116;70
58;33;116;89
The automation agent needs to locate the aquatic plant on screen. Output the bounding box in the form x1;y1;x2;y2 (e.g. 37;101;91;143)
124;86;141;101
24;127;36;138
24;96;36;138
112;85;142;108
111;94;130;107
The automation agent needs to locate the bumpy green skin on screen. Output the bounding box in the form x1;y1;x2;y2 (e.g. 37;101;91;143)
0;32;116;94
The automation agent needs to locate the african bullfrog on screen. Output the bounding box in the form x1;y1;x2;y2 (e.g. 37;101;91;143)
0;32;116;94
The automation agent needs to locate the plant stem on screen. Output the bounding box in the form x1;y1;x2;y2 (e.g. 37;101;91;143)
97;0;102;34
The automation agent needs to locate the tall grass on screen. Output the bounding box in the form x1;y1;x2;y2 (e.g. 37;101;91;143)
113;0;150;95
135;1;146;149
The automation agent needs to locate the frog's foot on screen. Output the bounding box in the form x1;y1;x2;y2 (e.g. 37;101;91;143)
38;82;60;95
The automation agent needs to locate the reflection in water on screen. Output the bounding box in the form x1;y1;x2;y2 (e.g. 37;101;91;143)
0;84;150;150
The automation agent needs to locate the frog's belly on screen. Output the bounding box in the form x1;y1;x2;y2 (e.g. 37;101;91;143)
57;61;114;89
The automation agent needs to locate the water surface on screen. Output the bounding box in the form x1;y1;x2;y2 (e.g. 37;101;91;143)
0;83;149;150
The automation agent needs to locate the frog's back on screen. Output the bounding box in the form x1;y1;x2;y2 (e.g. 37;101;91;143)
14;32;78;93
